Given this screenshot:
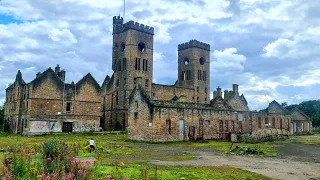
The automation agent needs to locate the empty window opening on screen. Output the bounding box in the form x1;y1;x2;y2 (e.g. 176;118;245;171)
205;120;210;126
121;43;125;52
199;57;205;65
258;117;262;128
116;92;119;105
134;112;138;119
145;79;149;88
123;58;127;70
138;42;146;52
197;86;199;92
205;88;207;94
135;100;138;108
166;120;171;135
66;102;71;112
184;57;189;65
231;121;235;132
182;71;186;81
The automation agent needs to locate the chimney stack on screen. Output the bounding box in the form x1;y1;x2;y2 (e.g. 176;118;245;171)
233;84;238;94
36;72;41;78
55;64;60;73
217;87;222;97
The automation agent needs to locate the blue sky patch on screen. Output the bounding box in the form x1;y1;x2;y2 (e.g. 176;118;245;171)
0;14;23;24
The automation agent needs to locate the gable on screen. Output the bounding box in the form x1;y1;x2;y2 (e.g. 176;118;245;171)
268;101;289;114
31;75;62;99
225;95;249;111
291;109;310;121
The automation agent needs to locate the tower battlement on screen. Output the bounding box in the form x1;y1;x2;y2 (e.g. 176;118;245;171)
112;16;154;35
178;40;210;51
113;16;123;24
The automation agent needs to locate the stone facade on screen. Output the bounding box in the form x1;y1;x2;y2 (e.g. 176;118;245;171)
4;65;101;134
4;15;312;138
128;86;309;142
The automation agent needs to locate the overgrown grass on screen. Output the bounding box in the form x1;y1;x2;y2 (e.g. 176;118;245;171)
91;164;273;180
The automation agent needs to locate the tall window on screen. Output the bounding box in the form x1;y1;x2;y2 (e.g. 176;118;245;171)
142;59;148;71
258;117;262;128
123;58;127;70
203;71;206;81
280;118;283;129
116;92;119;105
66;102;71;112
181;71;186;81
225;120;229;131
186;70;191;80
110;114;113;127
135;58;141;70
219;120;223;132
205;88;207;94
145;79;149;88
231;121;235;132
272;118;275;128
265;118;268;127
166;120;171;135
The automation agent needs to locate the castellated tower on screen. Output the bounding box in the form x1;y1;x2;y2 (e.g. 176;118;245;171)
103;16;154;129
176;40;210;104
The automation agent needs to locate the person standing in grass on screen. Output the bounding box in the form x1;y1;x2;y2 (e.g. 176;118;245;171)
89;138;95;153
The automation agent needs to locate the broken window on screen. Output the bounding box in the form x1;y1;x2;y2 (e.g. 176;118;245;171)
265;118;269;127
181;71;186;81
166;120;171;135
134;112;138;119
199;57;205;65
184;57;189;65
205;120;210;126
138;42;146;52
121;43;125;52
66;102;71;112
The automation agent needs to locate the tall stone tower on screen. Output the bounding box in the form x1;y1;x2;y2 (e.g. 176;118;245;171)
176;40;210;104
103;16;154;129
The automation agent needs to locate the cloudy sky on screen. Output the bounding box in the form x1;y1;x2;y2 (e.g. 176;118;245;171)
0;0;319;110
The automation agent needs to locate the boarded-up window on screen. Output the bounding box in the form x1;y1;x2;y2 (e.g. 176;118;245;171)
258;117;262;128
166;120;171;135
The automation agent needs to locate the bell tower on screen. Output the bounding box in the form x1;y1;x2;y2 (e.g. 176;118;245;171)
176;40;210;104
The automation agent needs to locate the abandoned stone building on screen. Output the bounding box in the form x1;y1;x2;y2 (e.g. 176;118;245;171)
4;16;312;138
4;65;101;134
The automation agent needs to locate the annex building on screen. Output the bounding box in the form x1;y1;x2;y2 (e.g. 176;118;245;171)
4;16;312;140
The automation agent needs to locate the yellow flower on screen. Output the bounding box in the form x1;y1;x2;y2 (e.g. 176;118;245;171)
37;175;42;178
120;162;125;166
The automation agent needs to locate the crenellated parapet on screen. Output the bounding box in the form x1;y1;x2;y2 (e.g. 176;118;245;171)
112;16;154;35
178;40;210;51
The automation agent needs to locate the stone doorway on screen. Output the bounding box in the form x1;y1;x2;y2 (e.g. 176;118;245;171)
188;126;195;141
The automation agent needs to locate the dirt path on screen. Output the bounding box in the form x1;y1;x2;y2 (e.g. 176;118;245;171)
151;151;320;180
276;142;320;163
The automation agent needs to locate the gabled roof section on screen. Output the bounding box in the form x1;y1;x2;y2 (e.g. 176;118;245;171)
210;96;233;110
240;94;248;105
31;68;64;90
15;70;26;85
291;107;311;120
106;73;114;90
76;73;100;92
267;100;290;114
101;75;111;89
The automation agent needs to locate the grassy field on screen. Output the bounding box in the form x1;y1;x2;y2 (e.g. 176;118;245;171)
3;132;319;179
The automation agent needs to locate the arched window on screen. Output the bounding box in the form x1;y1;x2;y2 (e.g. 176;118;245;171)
199;57;205;65
184;57;189;65
121;43;125;52
138;42;146;52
